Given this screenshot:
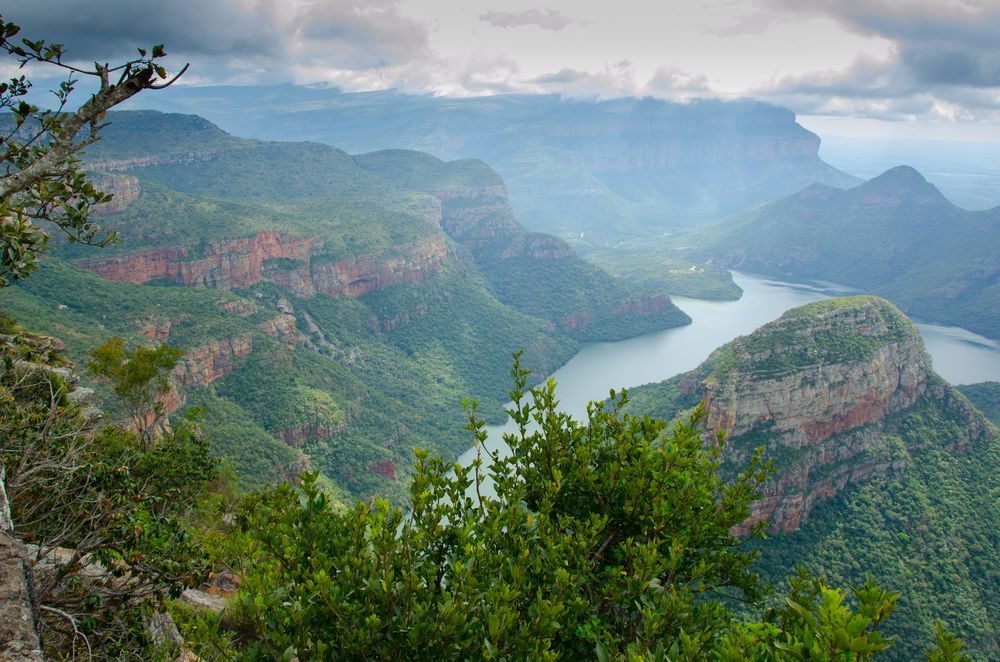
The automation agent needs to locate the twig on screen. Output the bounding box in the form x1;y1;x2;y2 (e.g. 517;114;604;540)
41;604;93;661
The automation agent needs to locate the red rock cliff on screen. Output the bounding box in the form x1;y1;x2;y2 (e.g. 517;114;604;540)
174;335;254;387
77;231;448;299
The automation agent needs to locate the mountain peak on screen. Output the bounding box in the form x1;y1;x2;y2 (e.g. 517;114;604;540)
874;164;927;183
853;165;948;204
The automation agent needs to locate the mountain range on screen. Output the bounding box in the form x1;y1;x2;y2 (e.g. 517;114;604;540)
674;166;1000;340
121;87;859;242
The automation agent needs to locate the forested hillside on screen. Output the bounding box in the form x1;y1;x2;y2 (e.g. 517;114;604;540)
3;110;688;501
678;166;1000;340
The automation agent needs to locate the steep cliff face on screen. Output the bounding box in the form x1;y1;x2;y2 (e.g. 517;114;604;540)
77;231;449;299
633;296;992;534
128;92;859;237
175;335;254;387
77;231;320;288
86;149;222;173
310;236;449;298
91;174;143;214
432;185;521;248
702;300;930;446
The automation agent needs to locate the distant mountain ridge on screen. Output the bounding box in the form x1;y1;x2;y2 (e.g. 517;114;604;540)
78;111;689;340
121;88;859;241
680;165;1000;340
625;296;998;660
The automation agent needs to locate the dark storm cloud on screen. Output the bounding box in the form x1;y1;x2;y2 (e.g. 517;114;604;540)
479;9;581;32
3;0;434;82
807;0;1000;88
5;0;282;60
749;0;1000;119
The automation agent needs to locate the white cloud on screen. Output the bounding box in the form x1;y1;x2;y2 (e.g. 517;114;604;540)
478;9;583;31
8;0;1000;126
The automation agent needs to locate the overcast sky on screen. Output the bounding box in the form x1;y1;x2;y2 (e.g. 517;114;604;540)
5;0;1000;140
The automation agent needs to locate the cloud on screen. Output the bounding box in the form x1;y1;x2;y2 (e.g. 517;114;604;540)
479;8;582;32
8;0;283;61
750;0;1000;120
644;68;714;100
7;0;1000;124
525;61;638;98
7;0;436;85
291;1;432;71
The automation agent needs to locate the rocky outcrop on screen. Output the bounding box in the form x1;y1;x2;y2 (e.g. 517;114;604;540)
219;298;259;316
258;314;299;347
0;332;68;660
432;186;521;248
275;422;345;448
175;336;254;387
136;318;172;343
310;236;449;298
366;459;397;481
78;231;322;289
378;303;430;332
85;148;222;173
78;231;449;300
91;174;142;214
665;297;987;534
0;529;43;662
702;307;930;447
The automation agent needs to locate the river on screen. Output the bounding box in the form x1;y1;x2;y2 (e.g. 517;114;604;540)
457;271;1000;468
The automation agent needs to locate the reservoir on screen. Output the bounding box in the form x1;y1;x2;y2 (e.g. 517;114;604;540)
458;271;1000;468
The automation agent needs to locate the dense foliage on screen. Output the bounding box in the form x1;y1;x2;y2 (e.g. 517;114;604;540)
623;316;999;662
170;360;970;661
87;336;182;444
353;148;693;339
5;107;695;501
584;247;742;300
751;390;999;661
711;297;917;379
958;382;1000;426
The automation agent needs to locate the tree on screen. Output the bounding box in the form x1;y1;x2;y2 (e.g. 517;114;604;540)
87;336;183;446
217;356;930;660
0;13;186;286
1;317;217;658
